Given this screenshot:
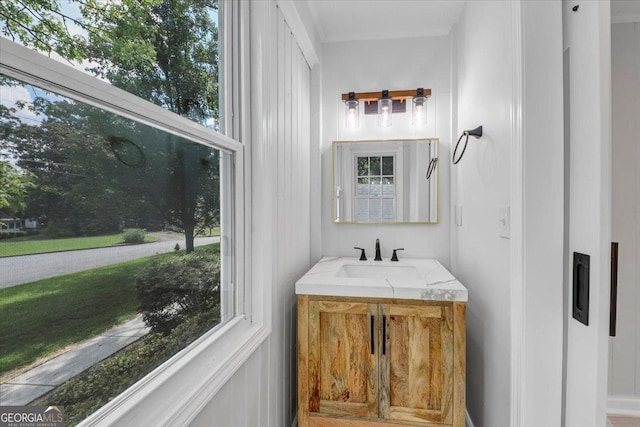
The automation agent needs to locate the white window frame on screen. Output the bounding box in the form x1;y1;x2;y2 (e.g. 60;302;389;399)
0;1;266;425
337;142;404;223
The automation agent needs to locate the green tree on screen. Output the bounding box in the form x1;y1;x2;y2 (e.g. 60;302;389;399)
2;89;219;242
1;0;219;123
0;0;88;60
82;0;219;123
0;161;32;217
5;98;141;236
82;0;221;252
0;0;220;251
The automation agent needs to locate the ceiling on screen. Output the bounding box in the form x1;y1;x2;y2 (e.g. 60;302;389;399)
304;0;466;43
303;0;640;44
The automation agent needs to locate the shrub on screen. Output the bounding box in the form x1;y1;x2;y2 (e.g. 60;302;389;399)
122;229;146;244
135;251;220;334
42;222;75;238
0;231;26;239
32;310;220;426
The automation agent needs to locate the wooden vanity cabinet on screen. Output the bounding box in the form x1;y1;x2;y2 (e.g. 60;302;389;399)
298;295;466;427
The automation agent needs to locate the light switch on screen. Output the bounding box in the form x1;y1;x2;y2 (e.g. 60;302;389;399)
498;206;510;238
455;205;463;227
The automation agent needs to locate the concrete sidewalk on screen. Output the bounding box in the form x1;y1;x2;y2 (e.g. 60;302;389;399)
0;315;149;406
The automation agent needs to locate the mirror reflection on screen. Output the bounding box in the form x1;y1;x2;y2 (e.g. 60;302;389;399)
333;139;439;223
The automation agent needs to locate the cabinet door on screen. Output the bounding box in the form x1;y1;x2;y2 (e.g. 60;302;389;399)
308;300;379;418
380;303;454;425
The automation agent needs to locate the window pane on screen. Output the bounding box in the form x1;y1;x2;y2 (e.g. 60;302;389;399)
357;157;369;176
369;199;382;220
382;180;395;197
382;199;395;221
356;178;370;196
0;76;232;421
382;156;394;175
370;156;381;176
355;198;369;222
0;0;221;130
370;177;381;197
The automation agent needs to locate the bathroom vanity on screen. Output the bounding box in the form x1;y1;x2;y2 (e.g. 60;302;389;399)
296;257;467;427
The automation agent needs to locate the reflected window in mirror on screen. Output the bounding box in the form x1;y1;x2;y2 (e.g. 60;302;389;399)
333;139;439;224
355;155;396;222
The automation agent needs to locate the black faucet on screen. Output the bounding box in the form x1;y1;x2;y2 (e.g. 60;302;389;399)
374;238;382;261
391;248;405;262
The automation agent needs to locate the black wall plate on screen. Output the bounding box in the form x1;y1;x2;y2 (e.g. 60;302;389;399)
573;252;590;326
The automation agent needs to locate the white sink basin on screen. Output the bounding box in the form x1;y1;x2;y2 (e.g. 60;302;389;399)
295;257;468;302
336;264;422;280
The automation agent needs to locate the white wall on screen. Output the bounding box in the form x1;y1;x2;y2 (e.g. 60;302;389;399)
189;1;313;426
320;36;451;265
608;21;640;413
451;2;512;426
453;3;566;426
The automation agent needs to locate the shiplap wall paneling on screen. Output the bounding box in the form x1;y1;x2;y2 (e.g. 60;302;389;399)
188;1;312;426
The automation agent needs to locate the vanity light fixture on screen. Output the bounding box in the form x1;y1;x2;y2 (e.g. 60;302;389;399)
412;88;428;126
341;88;431;128
378;90;393;127
345;92;360;128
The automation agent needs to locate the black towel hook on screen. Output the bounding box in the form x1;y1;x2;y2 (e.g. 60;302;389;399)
426;157;438;180
452;125;483;165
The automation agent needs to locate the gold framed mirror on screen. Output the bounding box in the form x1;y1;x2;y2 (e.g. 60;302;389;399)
332;138;439;224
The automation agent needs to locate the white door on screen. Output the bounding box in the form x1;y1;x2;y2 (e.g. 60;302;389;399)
563;1;612;426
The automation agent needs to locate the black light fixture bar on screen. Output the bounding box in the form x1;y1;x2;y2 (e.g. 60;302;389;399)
363;99;406;114
341;88;432;102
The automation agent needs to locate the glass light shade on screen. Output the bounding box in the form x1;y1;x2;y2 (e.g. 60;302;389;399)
378;97;392;127
345;99;360;128
412;95;428;126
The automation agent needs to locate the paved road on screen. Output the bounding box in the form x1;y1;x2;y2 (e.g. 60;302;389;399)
0;235;220;289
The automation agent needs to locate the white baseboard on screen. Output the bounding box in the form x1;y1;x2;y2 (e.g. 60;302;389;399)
466;409;475;427
608;395;640;417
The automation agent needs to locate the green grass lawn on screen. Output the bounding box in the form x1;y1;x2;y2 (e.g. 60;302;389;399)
0;233;158;258
0;245;218;376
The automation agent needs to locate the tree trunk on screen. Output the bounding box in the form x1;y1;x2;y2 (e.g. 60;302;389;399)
184;223;195;253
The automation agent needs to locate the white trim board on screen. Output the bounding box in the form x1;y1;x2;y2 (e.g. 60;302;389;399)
608;396;640;417
275;0;320;67
509;0;525;426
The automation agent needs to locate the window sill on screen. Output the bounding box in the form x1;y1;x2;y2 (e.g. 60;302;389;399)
79;316;270;427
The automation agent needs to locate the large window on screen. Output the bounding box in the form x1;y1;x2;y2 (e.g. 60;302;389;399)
0;1;244;425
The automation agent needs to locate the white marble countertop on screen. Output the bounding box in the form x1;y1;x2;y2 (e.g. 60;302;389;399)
295;257;468;302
